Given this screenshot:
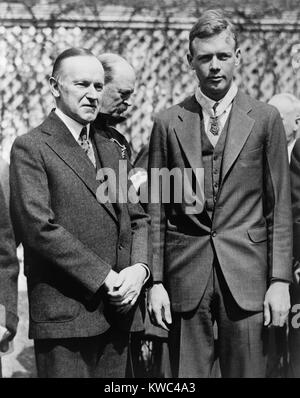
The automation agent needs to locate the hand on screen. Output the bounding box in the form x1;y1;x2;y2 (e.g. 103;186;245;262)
148;283;172;331
107;263;147;310
264;281;290;327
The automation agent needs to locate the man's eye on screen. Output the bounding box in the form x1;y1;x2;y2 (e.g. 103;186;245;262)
95;85;103;92
198;56;211;63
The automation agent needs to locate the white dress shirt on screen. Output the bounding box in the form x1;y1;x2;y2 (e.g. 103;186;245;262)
195;83;238;147
55;108;91;144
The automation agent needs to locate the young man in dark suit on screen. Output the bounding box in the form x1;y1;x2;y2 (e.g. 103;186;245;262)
10;48;150;378
147;10;292;378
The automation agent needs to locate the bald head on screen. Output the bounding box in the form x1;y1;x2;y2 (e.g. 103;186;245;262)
268;93;300;144
98;53;136;119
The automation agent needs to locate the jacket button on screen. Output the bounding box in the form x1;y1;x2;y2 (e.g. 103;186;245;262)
118;244;123;250
211;230;217;237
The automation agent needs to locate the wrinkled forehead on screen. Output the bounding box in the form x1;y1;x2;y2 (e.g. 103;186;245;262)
110;71;136;92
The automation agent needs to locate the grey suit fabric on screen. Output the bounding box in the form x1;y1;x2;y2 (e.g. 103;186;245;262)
147;90;292;377
148;90;292;313
288;139;300;377
10;110;150;341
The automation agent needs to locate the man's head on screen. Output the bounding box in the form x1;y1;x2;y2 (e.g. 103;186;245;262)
187;9;240;101
268;93;300;144
49;48;104;125
98;53;136;121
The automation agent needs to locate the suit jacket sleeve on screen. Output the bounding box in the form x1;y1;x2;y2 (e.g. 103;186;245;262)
0;184;19;336
265;108;293;282
147;116;168;282
10;135;113;300
290;139;300;269
120;156;152;279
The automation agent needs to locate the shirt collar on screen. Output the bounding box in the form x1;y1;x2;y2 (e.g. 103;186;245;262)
195;82;238;117
55;108;90;141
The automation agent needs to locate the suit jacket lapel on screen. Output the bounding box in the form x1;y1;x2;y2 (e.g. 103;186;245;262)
93;130;126;222
221;90;255;183
173;96;203;172
43;111;118;223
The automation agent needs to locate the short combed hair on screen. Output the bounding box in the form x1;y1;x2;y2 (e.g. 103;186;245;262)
52;47;96;79
189;9;238;55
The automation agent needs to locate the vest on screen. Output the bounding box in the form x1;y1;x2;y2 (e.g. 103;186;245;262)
201;113;231;218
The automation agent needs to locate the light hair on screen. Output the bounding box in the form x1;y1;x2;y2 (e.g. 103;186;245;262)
98;53;134;85
189;9;238;55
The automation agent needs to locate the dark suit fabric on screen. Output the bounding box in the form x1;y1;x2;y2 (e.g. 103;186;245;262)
10;111;150;377
93;113;132;161
288;140;300;377
0;183;19;336
147;90;292;377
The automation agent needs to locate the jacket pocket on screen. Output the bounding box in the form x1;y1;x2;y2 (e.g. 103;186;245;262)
29;283;80;323
247;226;267;243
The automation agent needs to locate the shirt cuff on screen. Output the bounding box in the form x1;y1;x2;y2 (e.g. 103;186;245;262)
137;263;151;285
270;278;291;285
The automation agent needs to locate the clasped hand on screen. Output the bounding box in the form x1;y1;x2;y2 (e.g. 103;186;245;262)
104;264;147;313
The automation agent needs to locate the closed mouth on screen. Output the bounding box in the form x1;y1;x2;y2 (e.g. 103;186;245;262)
82;104;97;109
208;76;223;82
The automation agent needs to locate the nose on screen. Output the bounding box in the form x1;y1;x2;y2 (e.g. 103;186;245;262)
210;55;220;71
86;85;99;101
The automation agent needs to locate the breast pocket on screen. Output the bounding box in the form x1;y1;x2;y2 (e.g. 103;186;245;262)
247;226;267;243
239;146;263;162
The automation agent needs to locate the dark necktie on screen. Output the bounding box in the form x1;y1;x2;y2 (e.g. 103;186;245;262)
210;102;220;136
78;126;96;167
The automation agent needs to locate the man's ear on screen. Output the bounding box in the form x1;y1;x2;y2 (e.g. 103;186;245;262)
234;48;241;67
49;76;60;99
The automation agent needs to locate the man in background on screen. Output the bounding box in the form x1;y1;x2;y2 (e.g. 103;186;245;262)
268;93;300;162
93;53;135;161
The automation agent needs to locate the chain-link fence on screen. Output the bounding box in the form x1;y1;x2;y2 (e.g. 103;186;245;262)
1;3;300;160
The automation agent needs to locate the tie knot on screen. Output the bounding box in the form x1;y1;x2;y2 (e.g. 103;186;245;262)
212;102;219;115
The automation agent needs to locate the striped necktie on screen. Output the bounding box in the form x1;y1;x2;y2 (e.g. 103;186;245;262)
78;126;96;167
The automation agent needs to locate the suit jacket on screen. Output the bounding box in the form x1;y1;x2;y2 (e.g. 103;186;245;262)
148;90;292;313
0;184;19;336
10;111;150;339
93;113;132;161
290;139;300;265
